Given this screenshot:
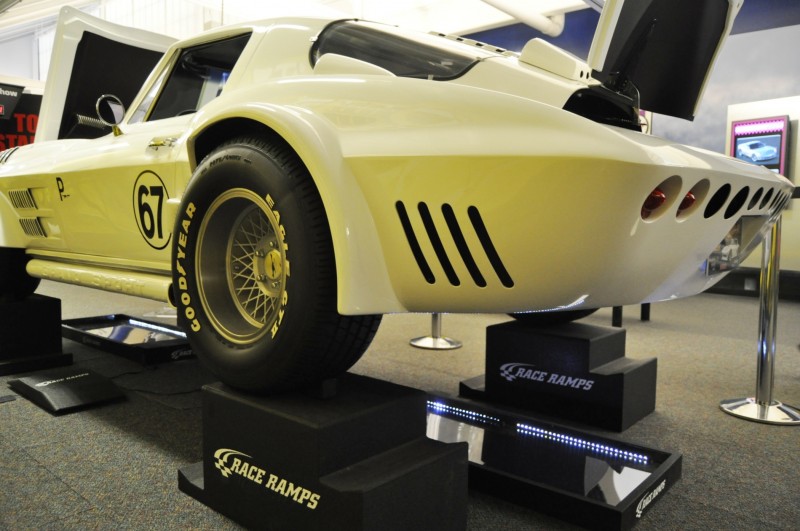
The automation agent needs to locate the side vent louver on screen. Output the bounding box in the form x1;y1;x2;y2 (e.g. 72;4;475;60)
467;206;514;288
396;201;436;284
19;218;46;238
9;189;37;209
396;201;514;288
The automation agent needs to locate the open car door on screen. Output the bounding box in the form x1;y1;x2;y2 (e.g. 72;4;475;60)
588;0;742;120
36;6;176;142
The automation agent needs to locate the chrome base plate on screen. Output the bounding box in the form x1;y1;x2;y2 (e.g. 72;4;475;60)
410;336;462;350
720;397;800;425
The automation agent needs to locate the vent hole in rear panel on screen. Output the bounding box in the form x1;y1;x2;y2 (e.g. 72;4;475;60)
748;188;763;210
759;189;774;209
769;191;783;209
704;184;731;218
724;187;749;219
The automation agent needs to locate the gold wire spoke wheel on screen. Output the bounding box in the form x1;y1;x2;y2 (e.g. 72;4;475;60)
196;188;286;345
173;138;381;392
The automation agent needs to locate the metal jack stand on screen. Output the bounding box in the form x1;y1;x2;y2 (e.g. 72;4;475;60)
720;218;800;424
410;313;462;350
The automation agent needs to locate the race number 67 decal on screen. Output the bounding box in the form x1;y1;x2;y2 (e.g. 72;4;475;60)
133;170;171;250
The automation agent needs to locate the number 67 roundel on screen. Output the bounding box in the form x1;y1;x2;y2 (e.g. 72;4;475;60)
134;170;170;250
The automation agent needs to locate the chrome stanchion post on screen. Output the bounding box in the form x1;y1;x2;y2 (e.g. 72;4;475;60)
410;313;462;350
720;217;800;424
756;217;779;408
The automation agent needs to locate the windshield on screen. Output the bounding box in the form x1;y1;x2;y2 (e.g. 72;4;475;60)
311;20;502;81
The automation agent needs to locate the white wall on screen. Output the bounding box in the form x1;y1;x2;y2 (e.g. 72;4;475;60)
0;0;350;81
0;33;37;79
0;0;214;81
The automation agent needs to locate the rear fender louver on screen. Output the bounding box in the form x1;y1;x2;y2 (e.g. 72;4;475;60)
19;218;46;238
396;201;514;288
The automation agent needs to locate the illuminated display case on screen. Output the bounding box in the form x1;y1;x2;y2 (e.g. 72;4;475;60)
61;314;191;365
426;395;681;529
730;115;791;176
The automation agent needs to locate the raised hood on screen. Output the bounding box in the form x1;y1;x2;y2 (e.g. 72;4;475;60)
36;6;176;142
588;0;742;120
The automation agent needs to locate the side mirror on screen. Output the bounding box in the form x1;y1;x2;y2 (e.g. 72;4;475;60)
96;94;125;136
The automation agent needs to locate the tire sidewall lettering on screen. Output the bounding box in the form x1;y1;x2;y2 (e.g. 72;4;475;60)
174;155;292;343
265;193;290;339
171;140;332;391
175;200;201;333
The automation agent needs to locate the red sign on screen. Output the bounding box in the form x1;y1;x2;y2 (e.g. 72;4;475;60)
0;104;4;116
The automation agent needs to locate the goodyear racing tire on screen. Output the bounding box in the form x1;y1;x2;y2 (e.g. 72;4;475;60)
0;248;39;301
508;308;597;326
173;136;381;392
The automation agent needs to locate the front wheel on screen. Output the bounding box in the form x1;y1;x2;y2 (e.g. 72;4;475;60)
172;136;380;392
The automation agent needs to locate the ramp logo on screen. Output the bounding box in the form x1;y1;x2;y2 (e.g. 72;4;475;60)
214;448;251;477
636;479;666;518
499;362;542;382
212;447;321;510
34;372;90;388
498;362;594;390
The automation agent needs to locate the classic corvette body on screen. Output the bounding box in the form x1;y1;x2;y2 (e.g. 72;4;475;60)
0;0;792;390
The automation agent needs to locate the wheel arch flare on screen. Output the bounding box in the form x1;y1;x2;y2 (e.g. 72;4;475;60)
185;110;402;315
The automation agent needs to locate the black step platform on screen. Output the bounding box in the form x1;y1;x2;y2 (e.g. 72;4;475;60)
179;374;468;531
0;295;72;376
461;320;657;431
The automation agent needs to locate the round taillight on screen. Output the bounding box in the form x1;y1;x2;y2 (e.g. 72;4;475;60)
641;188;667;219
678;191;696;213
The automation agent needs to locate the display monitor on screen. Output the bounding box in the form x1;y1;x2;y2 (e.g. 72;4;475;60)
730;115;791;176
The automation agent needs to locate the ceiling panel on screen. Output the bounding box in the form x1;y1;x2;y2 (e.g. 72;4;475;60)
1;0;797;43
316;0;587;33
0;0;588;35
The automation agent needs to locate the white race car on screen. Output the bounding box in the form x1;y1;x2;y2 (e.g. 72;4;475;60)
737;140;778;162
0;1;792;391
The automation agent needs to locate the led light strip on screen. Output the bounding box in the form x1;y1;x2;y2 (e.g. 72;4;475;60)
516;423;649;464
734;120;785;135
427;400;501;425
128;318;187;338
